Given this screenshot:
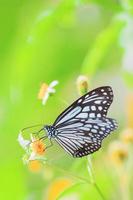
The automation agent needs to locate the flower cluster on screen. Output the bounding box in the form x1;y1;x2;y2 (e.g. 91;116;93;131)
108;93;133;168
18;131;46;165
108;128;133;169
109;141;128;166
18;80;59;171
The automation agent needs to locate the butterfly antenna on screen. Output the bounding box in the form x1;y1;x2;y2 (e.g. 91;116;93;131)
20;124;44;133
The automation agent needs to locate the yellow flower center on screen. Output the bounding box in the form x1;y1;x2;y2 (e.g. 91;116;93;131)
30;140;45;155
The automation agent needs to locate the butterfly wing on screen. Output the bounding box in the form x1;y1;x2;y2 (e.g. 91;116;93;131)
53;86;114;128
54;117;117;157
52;86;117;157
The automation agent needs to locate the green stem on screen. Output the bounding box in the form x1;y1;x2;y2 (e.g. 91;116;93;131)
41;159;91;184
87;156;95;181
40;157;105;200
93;182;106;200
87;156;106;200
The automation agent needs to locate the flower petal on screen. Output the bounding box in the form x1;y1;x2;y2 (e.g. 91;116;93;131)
49;80;59;88
18;132;30;150
48;87;56;93
28;152;37;161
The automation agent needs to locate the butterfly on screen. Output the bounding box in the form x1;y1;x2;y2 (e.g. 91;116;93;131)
42;86;117;158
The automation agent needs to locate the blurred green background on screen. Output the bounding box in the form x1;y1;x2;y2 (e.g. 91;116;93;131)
0;0;133;200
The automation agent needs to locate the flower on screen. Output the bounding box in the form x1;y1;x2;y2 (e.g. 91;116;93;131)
47;179;72;200
28;160;43;173
121;128;133;144
108;141;128;166
38;80;59;105
18;131;47;163
18;132;30;150
76;75;89;95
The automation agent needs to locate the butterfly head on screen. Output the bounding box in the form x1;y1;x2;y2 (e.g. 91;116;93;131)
44;125;57;139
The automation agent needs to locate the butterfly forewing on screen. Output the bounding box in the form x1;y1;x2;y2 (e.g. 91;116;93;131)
53;86;113;128
51;86;117;157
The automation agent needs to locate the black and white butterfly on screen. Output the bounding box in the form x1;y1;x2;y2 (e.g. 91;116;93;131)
42;86;117;158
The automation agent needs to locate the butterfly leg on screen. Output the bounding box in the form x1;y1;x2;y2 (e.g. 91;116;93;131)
45;139;53;150
30;128;47;139
39;136;53;150
39;133;49;140
32;128;44;135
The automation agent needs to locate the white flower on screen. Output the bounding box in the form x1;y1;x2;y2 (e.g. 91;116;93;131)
28;152;37;161
18;132;30;150
38;80;59;105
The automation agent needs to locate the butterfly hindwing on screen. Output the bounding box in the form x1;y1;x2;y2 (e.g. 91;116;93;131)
54;117;117;157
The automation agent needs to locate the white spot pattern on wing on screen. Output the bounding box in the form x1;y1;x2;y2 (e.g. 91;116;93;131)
82;106;90;112
76;113;88;119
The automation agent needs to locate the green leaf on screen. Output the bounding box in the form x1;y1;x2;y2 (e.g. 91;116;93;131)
81;17;125;77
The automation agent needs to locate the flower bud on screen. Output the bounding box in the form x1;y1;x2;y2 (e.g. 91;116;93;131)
108;141;128;166
76;75;89;95
121;128;133;144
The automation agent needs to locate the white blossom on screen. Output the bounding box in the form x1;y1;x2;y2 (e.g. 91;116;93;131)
18;132;30;150
41;80;59;105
